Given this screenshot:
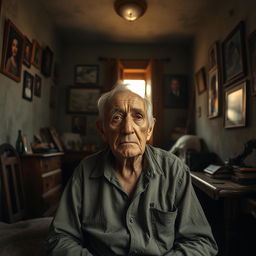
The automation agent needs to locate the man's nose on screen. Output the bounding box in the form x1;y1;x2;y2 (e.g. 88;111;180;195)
122;116;134;134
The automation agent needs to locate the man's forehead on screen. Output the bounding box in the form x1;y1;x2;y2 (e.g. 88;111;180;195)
108;91;146;111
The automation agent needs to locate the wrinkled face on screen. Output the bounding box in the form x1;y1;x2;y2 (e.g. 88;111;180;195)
11;39;18;56
97;91;154;159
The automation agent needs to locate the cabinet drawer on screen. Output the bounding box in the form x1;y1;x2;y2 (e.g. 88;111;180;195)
41;157;62;173
42;169;62;193
42;185;62;216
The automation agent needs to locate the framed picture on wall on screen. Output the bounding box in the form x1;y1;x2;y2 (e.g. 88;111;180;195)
67;87;100;113
34;74;42;97
72;116;87;135
248;30;256;96
22;71;34;101
208;68;219;118
41;46;54;77
224;81;246;128
31;39;42;69
195;67;207;95
208;42;219;71
75;65;99;85
163;74;188;108
222;21;247;86
1;19;24;82
23;36;32;67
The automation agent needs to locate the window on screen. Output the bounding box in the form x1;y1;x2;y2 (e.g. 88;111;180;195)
123;79;146;98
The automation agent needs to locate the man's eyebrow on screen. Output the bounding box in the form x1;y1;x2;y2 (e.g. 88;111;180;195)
111;108;126;115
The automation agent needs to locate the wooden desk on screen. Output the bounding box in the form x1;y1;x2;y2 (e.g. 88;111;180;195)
191;172;256;256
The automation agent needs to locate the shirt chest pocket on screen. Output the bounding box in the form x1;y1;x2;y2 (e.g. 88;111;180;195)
150;207;177;252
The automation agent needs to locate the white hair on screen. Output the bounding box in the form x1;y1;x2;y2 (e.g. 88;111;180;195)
97;84;154;128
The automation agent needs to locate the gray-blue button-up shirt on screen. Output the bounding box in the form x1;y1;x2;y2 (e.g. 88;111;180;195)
47;145;218;256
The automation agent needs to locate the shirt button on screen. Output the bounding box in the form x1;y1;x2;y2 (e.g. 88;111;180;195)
129;217;134;223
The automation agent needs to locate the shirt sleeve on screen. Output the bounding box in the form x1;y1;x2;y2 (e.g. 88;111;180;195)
164;165;218;256
46;164;94;256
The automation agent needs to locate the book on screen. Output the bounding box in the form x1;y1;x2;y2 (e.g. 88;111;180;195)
203;164;232;179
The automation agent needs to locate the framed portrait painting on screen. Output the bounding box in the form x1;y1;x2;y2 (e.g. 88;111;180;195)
31;39;42;69
248;31;256;96
208;42;219;71
1;19;24;82
23;36;32;67
195;67;207;95
22;71;34;102
41;46;54;77
208;68;219;118
224;81;246;128
67;87;100;113
222;21;247;86
75;65;99;85
34;74;42;97
72;116;87;135
163;75;188;108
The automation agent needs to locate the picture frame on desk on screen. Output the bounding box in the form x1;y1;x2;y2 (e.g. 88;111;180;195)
224;80;246;128
22;135;33;154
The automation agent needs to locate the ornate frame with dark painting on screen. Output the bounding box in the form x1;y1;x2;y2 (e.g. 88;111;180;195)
224;81;246;128
248;30;256;96
67;87;100;113
195;67;207;95
1;19;24;82
41;46;54;77
222;21;247;86
208;68;219;119
208;42;219;71
23;36;32;67
31;39;42;69
75;65;99;85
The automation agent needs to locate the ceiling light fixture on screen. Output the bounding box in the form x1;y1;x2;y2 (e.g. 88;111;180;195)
114;0;147;22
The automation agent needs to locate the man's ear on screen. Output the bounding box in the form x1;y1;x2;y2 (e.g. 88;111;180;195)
146;118;156;141
96;120;107;142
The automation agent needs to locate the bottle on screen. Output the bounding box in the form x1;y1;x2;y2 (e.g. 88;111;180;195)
16;130;24;154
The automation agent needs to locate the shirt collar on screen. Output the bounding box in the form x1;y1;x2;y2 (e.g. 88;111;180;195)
89;145;164;179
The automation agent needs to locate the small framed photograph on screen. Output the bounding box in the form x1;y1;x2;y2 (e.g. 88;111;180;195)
67;87;100;113
208;42;219;71
75;65;99;85
195;67;207;95
1;19;24;82
208;68;219;118
31;39;42;69
222;21;247;86
34;74;42;97
22;71;33;101
72;116;87;135
248;31;256;96
22;135;33;154
224;81;246;128
163;75;188;108
23;36;32;67
41;46;54;77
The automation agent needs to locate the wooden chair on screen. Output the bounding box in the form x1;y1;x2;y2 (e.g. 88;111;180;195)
0;143;52;256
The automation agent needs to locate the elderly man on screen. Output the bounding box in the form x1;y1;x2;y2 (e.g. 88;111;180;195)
47;85;218;256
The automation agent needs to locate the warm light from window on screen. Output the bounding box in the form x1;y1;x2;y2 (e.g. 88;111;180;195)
123;79;146;98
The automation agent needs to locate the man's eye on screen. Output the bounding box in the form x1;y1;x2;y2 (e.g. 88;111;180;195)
112;115;123;121
135;113;143;120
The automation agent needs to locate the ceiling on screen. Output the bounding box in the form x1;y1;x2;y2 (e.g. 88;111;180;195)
38;0;220;44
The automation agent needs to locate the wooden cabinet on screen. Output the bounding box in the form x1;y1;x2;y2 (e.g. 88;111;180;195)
20;153;64;218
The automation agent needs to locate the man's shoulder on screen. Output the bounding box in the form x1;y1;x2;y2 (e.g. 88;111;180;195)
146;145;189;178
